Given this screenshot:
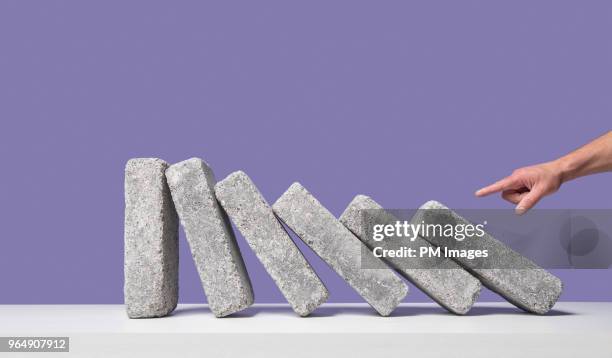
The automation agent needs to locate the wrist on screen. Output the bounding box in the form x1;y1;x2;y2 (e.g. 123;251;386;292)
551;156;579;183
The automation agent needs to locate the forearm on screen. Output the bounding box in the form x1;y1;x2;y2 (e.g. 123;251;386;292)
553;131;612;183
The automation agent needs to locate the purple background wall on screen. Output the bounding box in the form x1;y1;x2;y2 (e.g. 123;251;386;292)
0;1;610;304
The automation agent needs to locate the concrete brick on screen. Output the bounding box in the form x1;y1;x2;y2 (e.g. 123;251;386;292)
339;195;481;314
124;158;179;318
414;200;563;314
272;183;408;316
165;158;253;317
215;171;329;316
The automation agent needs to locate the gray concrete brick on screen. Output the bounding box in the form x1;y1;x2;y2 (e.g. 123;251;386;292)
165;158;253;317
124;158;179;318
339;195;481;314
272;183;408;316
414;200;563;314
215;171;329;316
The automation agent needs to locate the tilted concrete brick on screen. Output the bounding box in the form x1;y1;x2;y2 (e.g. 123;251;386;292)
414;200;563;314
124;158;179;318
272;183;408;316
215;171;329;316
165;158;253;317
340;195;481;314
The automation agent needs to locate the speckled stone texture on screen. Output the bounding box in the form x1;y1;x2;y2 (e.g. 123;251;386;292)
215;171;329;316
165;158;253;317
414;200;563;314
339;195;481;315
124;158;179;318
272;183;408;316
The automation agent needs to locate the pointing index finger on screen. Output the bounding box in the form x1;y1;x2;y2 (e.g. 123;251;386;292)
475;176;518;197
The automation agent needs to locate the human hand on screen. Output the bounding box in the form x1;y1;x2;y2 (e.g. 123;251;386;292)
475;161;564;214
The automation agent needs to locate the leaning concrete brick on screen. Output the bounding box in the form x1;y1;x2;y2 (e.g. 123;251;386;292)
215;171;329;316
413;200;563;314
124;158;179;318
339;195;481;315
165;158;253;317
272;183;408;316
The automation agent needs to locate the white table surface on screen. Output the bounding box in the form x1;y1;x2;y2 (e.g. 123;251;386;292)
0;302;610;357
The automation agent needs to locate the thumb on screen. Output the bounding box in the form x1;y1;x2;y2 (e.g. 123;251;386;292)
515;187;544;215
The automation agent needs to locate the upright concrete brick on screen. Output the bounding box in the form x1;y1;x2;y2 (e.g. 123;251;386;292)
124;158;178;318
165;158;253;317
215;171;329;316
414;200;563;314
339;195;481;315
272;183;408;316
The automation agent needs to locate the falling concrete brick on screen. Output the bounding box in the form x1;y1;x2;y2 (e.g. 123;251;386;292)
215;171;329;316
413;200;563;314
165;158;253;317
272;183;408;316
124;158;179;318
339;195;481;315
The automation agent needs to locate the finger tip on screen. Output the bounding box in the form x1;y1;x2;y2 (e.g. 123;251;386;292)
515;206;527;215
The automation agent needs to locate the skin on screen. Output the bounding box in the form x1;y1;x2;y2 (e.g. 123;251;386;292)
475;131;612;214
